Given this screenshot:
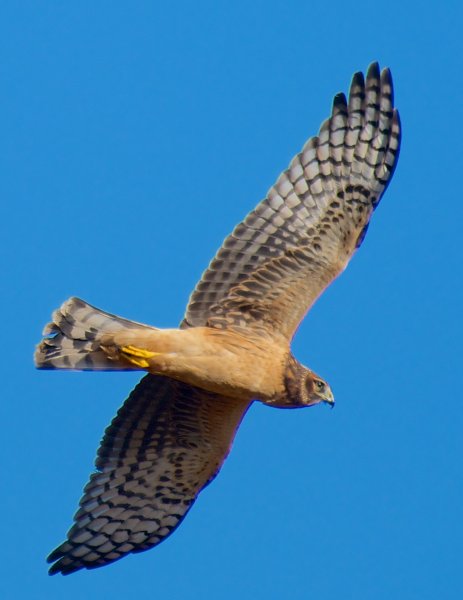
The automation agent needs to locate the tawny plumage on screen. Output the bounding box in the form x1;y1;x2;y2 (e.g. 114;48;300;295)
35;62;401;575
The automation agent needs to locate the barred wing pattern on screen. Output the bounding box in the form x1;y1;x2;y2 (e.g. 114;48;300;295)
183;63;401;340
48;375;250;575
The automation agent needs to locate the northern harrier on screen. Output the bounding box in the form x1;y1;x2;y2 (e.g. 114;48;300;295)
35;63;401;575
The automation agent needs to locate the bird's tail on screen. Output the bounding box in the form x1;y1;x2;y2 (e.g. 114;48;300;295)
35;297;158;370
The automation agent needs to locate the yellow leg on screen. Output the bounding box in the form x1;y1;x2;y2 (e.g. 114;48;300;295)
120;345;160;369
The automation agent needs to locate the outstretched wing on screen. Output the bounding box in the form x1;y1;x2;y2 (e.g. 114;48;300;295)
183;63;401;341
48;375;250;575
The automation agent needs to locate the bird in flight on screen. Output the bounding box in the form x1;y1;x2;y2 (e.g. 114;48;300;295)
36;62;401;575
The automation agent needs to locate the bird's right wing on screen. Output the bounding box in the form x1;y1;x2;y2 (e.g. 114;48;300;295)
47;374;250;575
182;63;400;341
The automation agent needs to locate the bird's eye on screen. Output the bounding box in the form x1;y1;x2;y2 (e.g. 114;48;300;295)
315;380;325;391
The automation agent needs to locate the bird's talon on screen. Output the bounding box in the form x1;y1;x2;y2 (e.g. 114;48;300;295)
120;345;158;359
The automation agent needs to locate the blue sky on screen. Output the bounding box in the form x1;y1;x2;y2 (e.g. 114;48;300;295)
2;1;462;599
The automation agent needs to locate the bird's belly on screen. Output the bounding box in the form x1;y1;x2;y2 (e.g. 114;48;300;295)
142;327;288;400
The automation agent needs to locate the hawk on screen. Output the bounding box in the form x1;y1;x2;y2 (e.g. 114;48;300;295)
35;63;401;575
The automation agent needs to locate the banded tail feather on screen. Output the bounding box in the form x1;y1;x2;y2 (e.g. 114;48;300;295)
35;297;157;371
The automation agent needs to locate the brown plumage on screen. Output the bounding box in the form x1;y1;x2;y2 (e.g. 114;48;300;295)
35;62;401;575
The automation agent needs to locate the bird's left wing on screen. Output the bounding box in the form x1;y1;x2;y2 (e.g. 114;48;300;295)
47;374;250;575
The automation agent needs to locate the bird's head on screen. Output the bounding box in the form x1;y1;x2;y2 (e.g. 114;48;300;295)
302;371;335;408
265;356;335;409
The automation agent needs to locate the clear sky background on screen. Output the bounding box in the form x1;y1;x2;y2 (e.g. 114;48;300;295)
2;2;462;599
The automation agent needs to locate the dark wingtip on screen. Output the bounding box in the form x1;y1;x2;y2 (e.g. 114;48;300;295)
47;551;82;576
380;66;392;81
366;61;380;80
47;558;63;576
47;543;69;576
48;563;79;576
48;564;61;576
332;92;347;113
383;69;394;107
46;547;62;564
350;70;365;89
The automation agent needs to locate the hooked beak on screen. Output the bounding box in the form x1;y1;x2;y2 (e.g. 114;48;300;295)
322;387;335;409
